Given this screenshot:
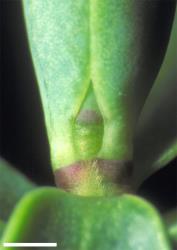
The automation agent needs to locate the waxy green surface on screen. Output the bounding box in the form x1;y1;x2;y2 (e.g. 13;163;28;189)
23;0;175;170
1;188;172;250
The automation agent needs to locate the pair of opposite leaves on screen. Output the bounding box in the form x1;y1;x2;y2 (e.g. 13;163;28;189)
23;0;177;190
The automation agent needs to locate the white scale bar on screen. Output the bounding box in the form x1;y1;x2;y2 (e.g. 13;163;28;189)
3;243;57;247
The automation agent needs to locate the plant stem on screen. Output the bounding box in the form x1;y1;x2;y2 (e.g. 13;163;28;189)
54;159;134;196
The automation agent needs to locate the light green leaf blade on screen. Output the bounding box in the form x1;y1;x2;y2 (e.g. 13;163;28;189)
23;0;91;169
2;188;172;250
91;0;175;161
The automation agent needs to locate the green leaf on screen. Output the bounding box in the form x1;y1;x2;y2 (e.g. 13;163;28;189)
133;11;177;188
23;0;91;168
0;158;35;221
2;188;172;250
23;0;175;170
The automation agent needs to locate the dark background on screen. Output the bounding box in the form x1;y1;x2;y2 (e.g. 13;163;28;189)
0;0;176;213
